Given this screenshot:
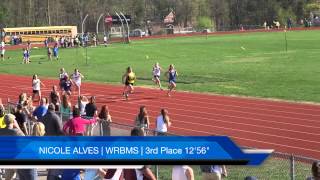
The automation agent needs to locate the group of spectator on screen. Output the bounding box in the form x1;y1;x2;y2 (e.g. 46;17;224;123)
0;88;319;179
0;84;176;179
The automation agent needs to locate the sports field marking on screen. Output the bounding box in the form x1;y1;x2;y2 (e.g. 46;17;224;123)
4;77;320;120
170;126;320;154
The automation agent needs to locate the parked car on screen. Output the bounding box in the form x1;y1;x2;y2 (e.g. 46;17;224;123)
130;29;146;37
202;29;211;33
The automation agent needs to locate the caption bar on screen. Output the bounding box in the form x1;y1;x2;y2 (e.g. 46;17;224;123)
0;136;272;165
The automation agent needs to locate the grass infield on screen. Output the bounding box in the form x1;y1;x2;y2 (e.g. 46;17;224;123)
1;30;320;102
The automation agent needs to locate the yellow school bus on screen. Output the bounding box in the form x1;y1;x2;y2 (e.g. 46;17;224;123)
3;26;78;43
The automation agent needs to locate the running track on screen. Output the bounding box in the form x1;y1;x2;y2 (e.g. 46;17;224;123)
0;74;319;160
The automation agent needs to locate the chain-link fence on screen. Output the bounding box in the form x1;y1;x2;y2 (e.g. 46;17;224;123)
107;122;318;180
2;100;319;180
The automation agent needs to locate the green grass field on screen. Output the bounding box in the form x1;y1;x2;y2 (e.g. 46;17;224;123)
1;30;320;102
156;157;312;180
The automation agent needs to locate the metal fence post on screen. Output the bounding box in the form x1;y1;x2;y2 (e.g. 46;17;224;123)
290;154;295;180
99;120;103;136
155;165;159;180
6;98;10;113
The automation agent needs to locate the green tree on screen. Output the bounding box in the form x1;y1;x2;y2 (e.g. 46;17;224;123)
197;16;213;30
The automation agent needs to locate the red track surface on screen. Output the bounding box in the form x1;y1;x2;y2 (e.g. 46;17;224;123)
0;74;319;160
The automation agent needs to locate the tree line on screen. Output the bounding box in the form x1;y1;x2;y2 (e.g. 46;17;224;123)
0;0;319;32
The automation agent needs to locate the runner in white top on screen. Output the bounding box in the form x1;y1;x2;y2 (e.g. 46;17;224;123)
152;62;162;90
32;74;45;103
72;68;84;96
0;41;5;61
172;166;194;180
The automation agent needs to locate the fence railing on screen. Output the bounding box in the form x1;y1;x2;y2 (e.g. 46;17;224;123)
3;100;319;180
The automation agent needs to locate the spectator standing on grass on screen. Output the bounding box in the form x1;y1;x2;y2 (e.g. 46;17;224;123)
40;103;63;136
44;38;48;48
32;98;48;121
200;165;227;180
63;107;97;136
14;104;28;135
53;45;59;60
22;48;29;64
287;18;293;29
135;106;150;134
92;34;97;47
103;34;108;47
27;40;31;50
60;94;72;122
273;20;280;29
263;21;267;30
49;85;61;111
165;64;178;97
0;40;5;61
155;108;171;136
172;166;194;180
98;105;112;136
47;47;52;60
32;74;45;102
